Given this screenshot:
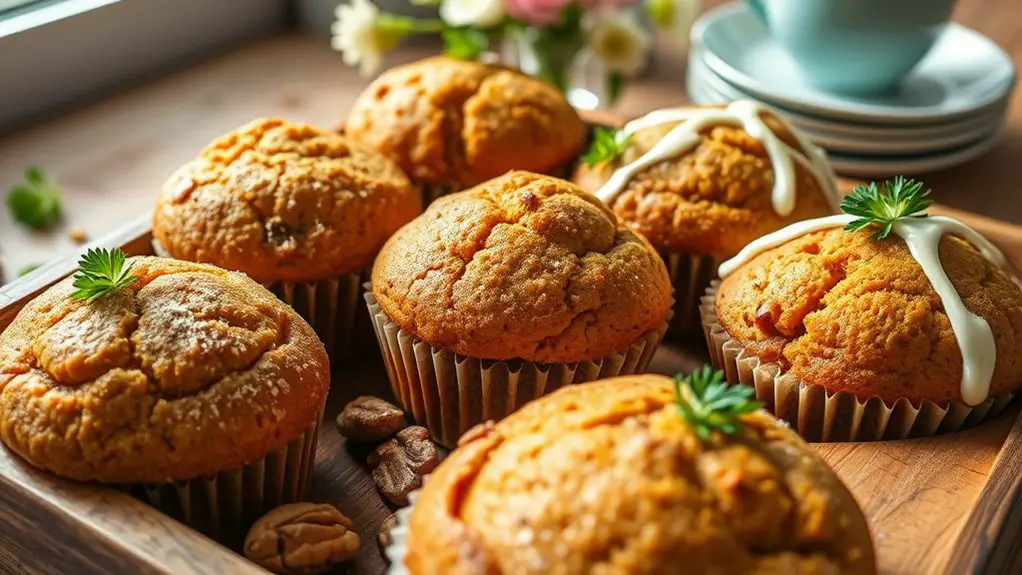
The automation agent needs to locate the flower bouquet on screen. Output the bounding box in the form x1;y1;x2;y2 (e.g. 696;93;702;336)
331;0;699;106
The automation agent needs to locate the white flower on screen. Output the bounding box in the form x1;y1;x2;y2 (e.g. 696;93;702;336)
648;0;700;46
331;0;388;77
587;13;652;77
440;0;505;28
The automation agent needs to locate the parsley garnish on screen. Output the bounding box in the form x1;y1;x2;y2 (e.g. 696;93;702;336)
840;176;933;240
674;366;762;440
70;248;138;301
7;167;62;230
581;127;630;166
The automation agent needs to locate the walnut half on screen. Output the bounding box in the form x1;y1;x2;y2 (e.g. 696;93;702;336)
244;502;360;574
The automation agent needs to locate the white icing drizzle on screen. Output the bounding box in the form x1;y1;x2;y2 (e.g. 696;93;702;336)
594;100;841;215
719;214;1007;406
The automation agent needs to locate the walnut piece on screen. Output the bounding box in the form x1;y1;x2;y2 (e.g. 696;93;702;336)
244;502;360;574
369;426;440;506
377;514;399;560
336;395;407;442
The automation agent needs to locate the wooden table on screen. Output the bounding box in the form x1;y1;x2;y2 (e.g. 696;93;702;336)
1;0;1021;279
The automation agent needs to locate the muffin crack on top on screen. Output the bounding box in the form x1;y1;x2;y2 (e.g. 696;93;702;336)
407;378;874;574
716;227;1022;404
346;56;586;190
0;257;329;484
153;117;419;284
372;171;673;363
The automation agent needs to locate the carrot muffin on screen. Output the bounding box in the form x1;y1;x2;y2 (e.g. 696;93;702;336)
153;117;420;360
702;178;1022;441
574;100;840;336
388;373;876;575
0;253;329;538
346;56;586;204
368;171;673;447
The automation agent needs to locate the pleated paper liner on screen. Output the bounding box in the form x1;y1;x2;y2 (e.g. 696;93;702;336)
152;238;369;362
132;408;322;546
663;251;720;339
365;289;671;448
383;481;421;575
699;282;1014;442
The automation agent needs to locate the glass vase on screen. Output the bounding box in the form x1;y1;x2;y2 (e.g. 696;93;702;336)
499;30;609;110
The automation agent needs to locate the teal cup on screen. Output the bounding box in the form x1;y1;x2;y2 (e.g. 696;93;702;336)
746;0;958;94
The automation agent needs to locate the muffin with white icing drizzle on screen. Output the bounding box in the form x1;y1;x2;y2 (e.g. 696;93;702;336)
700;178;1022;442
574;101;840;336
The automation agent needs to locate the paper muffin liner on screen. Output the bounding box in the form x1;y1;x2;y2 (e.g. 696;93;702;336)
663;251;721;339
365;288;670;448
699;282;1014;442
383;480;421;575
136;406;323;545
152;238;369;362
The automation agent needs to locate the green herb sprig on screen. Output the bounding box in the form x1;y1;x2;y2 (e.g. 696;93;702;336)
581;128;631;167
70;248;137;301
674;366;762;440
841;176;933;240
7;167;62;230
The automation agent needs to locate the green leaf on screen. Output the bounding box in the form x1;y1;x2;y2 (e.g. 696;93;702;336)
607;72;624;105
580;127;631;167
69;248;138;301
673;366;762;441
6;167;61;230
646;0;675;29
442;27;490;60
840;176;932;240
18;263;42;277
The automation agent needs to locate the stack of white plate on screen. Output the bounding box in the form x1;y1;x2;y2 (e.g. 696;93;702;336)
687;3;1016;177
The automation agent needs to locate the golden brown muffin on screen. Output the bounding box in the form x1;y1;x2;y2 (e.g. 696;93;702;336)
346;56;586;192
153;117;420;285
404;375;876;575
715;227;1022;405
0;256;329;484
573;107;836;259
371;171;673;363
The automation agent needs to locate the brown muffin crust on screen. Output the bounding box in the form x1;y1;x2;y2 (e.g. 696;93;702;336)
406;375;876;575
0;257;329;484
346;56;586;190
153;118;420;284
573;107;836;259
371;171;672;363
716;227;1022;405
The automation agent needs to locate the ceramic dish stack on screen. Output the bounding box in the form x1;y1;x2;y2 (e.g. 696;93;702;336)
687;2;1016;177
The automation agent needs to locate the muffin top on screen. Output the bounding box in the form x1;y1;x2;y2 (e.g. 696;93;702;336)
371;171;672;363
0;257;329;484
715;227;1022;405
346;56;586;190
153;118;420;284
406;375;876;575
573;104;838;258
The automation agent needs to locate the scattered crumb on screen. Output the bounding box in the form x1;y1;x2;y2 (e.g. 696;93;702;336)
68;227;87;244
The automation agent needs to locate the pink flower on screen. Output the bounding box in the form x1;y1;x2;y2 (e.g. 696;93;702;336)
506;0;572;26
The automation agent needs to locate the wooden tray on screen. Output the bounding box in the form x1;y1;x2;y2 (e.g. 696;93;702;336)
3;123;1022;575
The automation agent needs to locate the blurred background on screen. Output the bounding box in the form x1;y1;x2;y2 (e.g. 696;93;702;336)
0;0;1020;284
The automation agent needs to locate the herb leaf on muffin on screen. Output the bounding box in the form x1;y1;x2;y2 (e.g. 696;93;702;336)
841;176;933;240
7;167;62;230
581;127;630;166
674;366;761;440
70;248;138;301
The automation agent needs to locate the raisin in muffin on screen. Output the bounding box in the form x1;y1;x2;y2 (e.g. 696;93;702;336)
574;102;839;336
153;117;420;360
346;56;586;204
394;375;875;575
0;256;329;538
367;171;672;447
703;215;1022;441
